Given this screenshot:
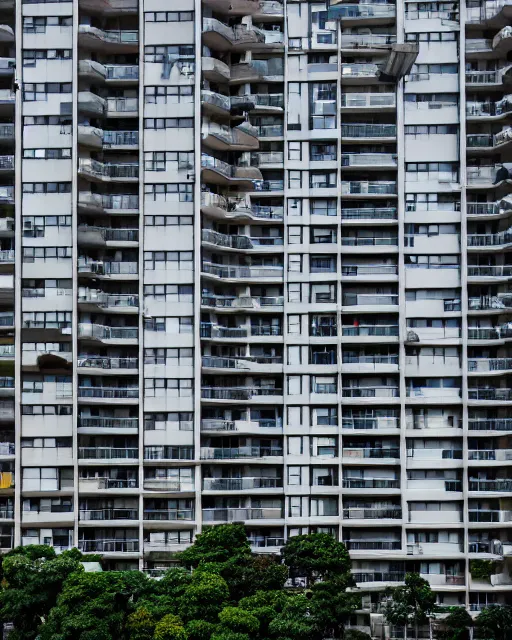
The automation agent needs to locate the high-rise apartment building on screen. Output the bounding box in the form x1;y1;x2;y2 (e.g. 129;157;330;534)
0;0;510;628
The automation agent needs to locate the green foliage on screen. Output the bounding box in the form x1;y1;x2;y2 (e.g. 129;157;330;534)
437;607;473;640
281;533;351;583
384;573;436;631
126;606;157;640
217;607;259;635
177;571;229;623
154;614;189;640
469;559;497;582
475;605;512;640
0;545;84;639
178;525;251;567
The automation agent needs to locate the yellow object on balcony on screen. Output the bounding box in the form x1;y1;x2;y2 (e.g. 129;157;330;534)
0;472;12;488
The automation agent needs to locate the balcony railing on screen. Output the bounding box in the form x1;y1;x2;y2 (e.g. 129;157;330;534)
103;130;139;146
78;539;139;552
468;388;512;400
202;262;283;279
340;34;396;48
202;507;283;521
79;159;139;180
342;325;399;337
467;266;512;278
341;181;397;195
201;295;284;309
203;477;283;490
341;207;397;220
468;358;512;372
143;509;194;521
346;540;401;551
342;478;400;489
103;194;138;209
200;446;283;459
342;385;398;397
105;64;139;80
342;416;399;430
144;446;193;460
468;232;512;247
201;387;282;400
331;4;396;18
202;356;282;370
343;507;402;519
468;418;512;431
201;418;281;431
78;323;138;340
106;97;138;113
78;447;138;460
78;356;138;370
79;417;138;429
469;479;512;491
79;226;139;242
201;228;283;249
78;387;139;399
78;292;138;308
343;294;398;306
342;123;396;138
79;508;138;521
249;536;285;548
342;153;397;167
341;63;379;78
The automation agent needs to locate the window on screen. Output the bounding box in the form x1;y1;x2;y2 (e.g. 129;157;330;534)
21;437;72;448
144;412;193;431
311;199;336;216
23;16;72;33
23;83;72;101
314;407;338;426
410;63;458;79
144;379;193;398
22;312;72;329
24;115;71;126
310;171;336;188
405;163;459;182
288;254;302;273
406;32;456;42
23;49;71;64
144;85;193;104
22;342;71;353
406;193;460;211
23;148;71;159
22;405;72;415
288;141;302;161
145;11;193;21
310;142;337;161
145;215;193;226
22;279;72;295
144;151;194;171
144;118;194;129
144;317;193;333
23;182;71;193
310;255;336;273
144;45;194;63
23;216;72;237
288;171;302;188
143;251;193;270
288;227;303;244
144;348;193;366
144;183;193;202
23;247;72;261
144;285;193;302
405;125;458;135
405;255;460;269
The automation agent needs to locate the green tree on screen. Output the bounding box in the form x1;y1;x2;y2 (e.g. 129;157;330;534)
384;573;436;640
344;631;372;640
437;607;473;640
476;604;512;640
281;533;351;585
178;524;251;567
0;546;84;640
154;614;189;640
39;570;152;639
309;575;360;639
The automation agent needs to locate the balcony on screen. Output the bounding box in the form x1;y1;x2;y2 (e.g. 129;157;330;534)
78;539;139;553
341;33;396;50
78;25;138;51
78;292;138;310
341;153;397;169
103;130;139;148
231;59;284;83
78;159;139;182
202;507;282;522
341;207;397;221
469;388;512;401
468;418;512;431
144;446;193;461
352;571;405;584
201;387;283;401
343;446;400;459
342;324;399;338
329;2;396;21
469;509;512;523
78;259;138;277
467;98;512;120
200;446;283;460
345;540;401;551
202;56;231;83
469;479;512;491
201;418;282;432
201;154;260;186
343;477;400;489
201;229;283;251
468;358;512;373
341;63;380;82
105;64;138;82
342;293;398;307
79;508;138;521
232;93;284;112
77;356;138;372
343;507;402;519
202;355;283;371
79;447;138;460
468;449;512;461
203;477;282;491
78;323;138;342
201;294;283;310
202;262;283;281
78;386;139;400
342;386;399;399
465;68;512;88
143;479;194;492
106;97;138;116
467;266;512;280
143;509;194;521
342;123;396;139
341;181;397;197
79;417;138;430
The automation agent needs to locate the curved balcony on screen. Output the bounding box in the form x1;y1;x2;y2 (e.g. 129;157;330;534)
467;98;512;122
202;124;259;152
467;128;512;154
202;90;231;117
78;125;104;149
200;446;283;460
78;323;138;343
493;26;512;55
78;25;138;52
203;0;261;15
201;154;260;187
202;18;267;52
202;355;283;373
78;158;138;183
201;192;284;222
78;91;106;116
201;228;283;253
230;59;284;84
467;165;512;189
201;261;283;282
202;56;231;83
78;59;107;82
340;33;396;52
231;93;284;114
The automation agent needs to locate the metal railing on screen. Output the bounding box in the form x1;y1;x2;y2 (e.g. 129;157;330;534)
202;262;283;279
103;130;139;147
203;477;283;490
469;479;512;491
79;447;138;460
143;509;194;521
343;508;402;519
79;508;138;521
79;417;138;429
468;418;512;431
341;181;396;195
78;387;139;399
78;323;138;340
106;97;138;113
105;64;139;80
468;388;512;400
78;539;139;552
342;294;398;306
78;292;138;308
342;478;400;489
77;356;138;370
342;123;396;138
201;446;283;460
202;507;283;522
341;207;397;219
